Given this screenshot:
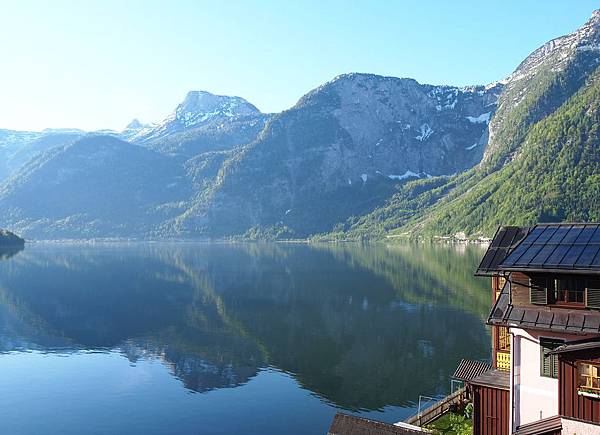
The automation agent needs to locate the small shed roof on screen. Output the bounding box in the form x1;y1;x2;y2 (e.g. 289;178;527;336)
513;415;562;435
452;359;493;382
327;413;428;435
469;369;510;391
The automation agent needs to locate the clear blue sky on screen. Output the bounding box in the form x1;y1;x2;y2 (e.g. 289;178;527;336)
1;0;598;131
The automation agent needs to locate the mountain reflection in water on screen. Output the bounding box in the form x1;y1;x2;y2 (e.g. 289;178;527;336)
0;242;491;433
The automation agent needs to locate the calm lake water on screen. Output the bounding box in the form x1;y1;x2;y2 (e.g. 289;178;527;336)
0;242;491;434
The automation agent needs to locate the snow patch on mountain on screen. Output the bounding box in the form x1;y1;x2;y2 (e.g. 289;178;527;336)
388;170;420;180
415;124;434;141
466;112;491;124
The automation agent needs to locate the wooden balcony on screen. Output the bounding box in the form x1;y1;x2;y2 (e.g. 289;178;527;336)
496;351;510;371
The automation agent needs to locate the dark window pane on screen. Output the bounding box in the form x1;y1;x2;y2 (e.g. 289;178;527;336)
562;225;584;244
576;246;600;267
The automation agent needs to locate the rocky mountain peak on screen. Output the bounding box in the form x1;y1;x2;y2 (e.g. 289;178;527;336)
172;91;260;126
124;119;145;130
131;91;262;143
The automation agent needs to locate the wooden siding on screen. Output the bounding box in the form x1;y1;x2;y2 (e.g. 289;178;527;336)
511;272;531;307
559;349;600;424
473;385;509;435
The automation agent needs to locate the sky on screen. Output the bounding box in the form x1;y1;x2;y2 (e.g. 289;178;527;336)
1;0;598;132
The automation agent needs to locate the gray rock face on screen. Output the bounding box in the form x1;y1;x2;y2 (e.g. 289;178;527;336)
175;73;502;237
313;73;501;178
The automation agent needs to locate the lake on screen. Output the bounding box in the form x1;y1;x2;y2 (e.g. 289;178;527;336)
0;242;491;434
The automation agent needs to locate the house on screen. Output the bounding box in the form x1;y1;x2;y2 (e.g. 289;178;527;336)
475;223;600;435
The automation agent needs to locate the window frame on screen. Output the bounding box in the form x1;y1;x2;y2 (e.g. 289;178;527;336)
528;274;591;308
539;337;563;379
577;361;600;395
554;276;585;307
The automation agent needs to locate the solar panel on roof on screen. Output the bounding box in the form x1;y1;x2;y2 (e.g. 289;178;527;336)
529;244;558;266
527;226;545;239
590;226;600;243
576;245;600;267
592;249;600;267
575;226;597;244
548;226;570;243
562;225;584;243
514;244;544;265
502;243;530;266
545;244;570;265
536;226;558;243
560;245;585;266
476;226;531;274
489;228;505;248
498;223;600;272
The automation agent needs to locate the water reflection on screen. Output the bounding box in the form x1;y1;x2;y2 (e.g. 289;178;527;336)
0;242;490;413
0;245;23;260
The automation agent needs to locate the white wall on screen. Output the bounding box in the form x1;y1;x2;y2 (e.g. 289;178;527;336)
562;417;600;435
512;329;563;427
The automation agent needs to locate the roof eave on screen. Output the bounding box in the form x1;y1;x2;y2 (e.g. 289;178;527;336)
498;267;600;275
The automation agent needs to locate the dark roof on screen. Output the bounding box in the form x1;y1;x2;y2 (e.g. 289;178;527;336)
475;226;530;276
327;413;427;435
549;337;600;355
498;223;600;274
452;359;493;382
469;369;510;390
488;283;600;335
514;415;562;435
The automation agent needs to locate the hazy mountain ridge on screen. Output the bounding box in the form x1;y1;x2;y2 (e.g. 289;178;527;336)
1;10;599;240
0;136;192;238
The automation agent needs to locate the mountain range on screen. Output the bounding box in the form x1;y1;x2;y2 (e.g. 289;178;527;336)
1;10;599;240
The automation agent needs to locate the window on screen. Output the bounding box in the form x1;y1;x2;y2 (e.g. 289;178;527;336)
498;276;506;290
529;276;552;305
555;277;585;305
496;326;510;351
529;275;589;306
540;338;563;378
587;280;600;309
578;362;600;393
